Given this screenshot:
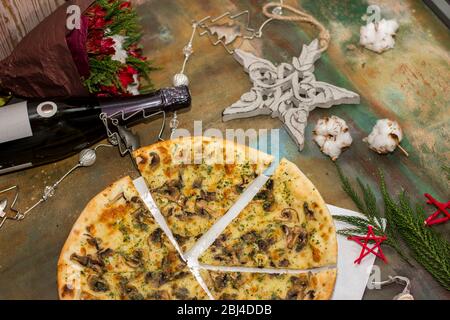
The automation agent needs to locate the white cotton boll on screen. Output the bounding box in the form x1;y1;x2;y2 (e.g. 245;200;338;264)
363;119;403;154
360;19;399;53
313;116;353;161
110;34;128;63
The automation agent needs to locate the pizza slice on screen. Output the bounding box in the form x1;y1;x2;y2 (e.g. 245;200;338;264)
132;136;273;252
57;176;206;300
200;269;336;300
199;159;337;269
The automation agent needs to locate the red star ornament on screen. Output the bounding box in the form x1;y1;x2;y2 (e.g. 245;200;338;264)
348;225;387;264
424;193;450;227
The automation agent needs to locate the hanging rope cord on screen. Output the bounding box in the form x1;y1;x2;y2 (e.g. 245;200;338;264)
262;2;331;53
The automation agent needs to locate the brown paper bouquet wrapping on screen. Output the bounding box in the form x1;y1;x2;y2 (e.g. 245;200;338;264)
0;0;154;99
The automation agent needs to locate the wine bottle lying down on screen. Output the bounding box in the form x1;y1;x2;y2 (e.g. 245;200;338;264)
0;86;191;175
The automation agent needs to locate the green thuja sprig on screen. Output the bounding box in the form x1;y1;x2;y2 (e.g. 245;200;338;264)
334;165;450;291
380;173;450;290
333;166;410;264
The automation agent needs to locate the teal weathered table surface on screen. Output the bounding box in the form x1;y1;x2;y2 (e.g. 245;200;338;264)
0;0;448;300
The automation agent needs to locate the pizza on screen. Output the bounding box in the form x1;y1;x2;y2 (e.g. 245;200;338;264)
201;269;336;300
57;176;207;300
132;136;274;252
198;159;337;269
58;137;337;300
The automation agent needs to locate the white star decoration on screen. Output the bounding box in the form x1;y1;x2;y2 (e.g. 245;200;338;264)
223;40;360;150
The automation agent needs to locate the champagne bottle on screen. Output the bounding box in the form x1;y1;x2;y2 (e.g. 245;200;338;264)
0;86;191;175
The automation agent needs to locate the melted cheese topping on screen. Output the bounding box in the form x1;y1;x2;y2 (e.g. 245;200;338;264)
199;159;337;269
201;269;336;300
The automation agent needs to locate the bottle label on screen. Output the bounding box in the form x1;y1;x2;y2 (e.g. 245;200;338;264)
0;101;33;144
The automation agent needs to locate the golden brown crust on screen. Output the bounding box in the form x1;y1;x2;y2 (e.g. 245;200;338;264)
57;176;134;300
312;269;337;300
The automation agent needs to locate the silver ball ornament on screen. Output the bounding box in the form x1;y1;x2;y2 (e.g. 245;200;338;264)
79;149;97;167
173;73;189;87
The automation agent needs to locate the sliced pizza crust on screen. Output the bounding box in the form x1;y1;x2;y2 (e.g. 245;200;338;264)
199;158;337;269
132;136;273;252
200;269;336;300
57;176;206;300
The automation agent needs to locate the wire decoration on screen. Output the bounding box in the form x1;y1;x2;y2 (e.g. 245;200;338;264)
99;108;167;156
194;0;285;55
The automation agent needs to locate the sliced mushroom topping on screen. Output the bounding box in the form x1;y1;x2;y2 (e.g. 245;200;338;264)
295;229;309;252
174;233;189;246
255;189;275;211
278;258;290;268
282;225;306;249
88;275;109;292
123;285;144;300
70;253;104;273
133;208;151;231
285;288;305;300
145;271;168;287
192;178;203;189
195;200;212;218
149;152;160;169
280;208;300;222
306;290;316;300
174;211;196;221
200;190;217;201
117;276;144;300
70;253;89;266
257;239;271;252
220;293;238;300
161;251;179;273
228;272;244;289
290;275;309;287
255;189;270;201
109;192;125;205
266;178;274;190
173;287;190;299
123;250;143;268
147;290;171;300
98;248;114;262
235;183;245;194
303;202;315;219
148;228;163;247
154;180;182;202
241;230;258;243
130;196;142;204
213;273;229;291
85;235;102;250
213;234;228;247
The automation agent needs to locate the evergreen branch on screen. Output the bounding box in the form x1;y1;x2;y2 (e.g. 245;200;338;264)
335;165;450;290
381;180;450;290
336;165;366;214
334;165;410;264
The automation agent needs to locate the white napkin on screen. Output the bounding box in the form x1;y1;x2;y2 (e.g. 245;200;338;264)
328;204;378;300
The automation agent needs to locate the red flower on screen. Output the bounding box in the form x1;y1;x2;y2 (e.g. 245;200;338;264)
99;85;120;97
87;4;106;18
119;1;132;10
118;66;138;88
86;32;115;56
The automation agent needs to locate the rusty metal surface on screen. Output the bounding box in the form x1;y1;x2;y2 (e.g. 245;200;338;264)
0;0;449;299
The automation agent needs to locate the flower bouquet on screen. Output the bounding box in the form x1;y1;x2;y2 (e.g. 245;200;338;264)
0;0;155;99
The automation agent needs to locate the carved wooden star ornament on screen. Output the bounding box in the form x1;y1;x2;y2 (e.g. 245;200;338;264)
223;40;360;150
